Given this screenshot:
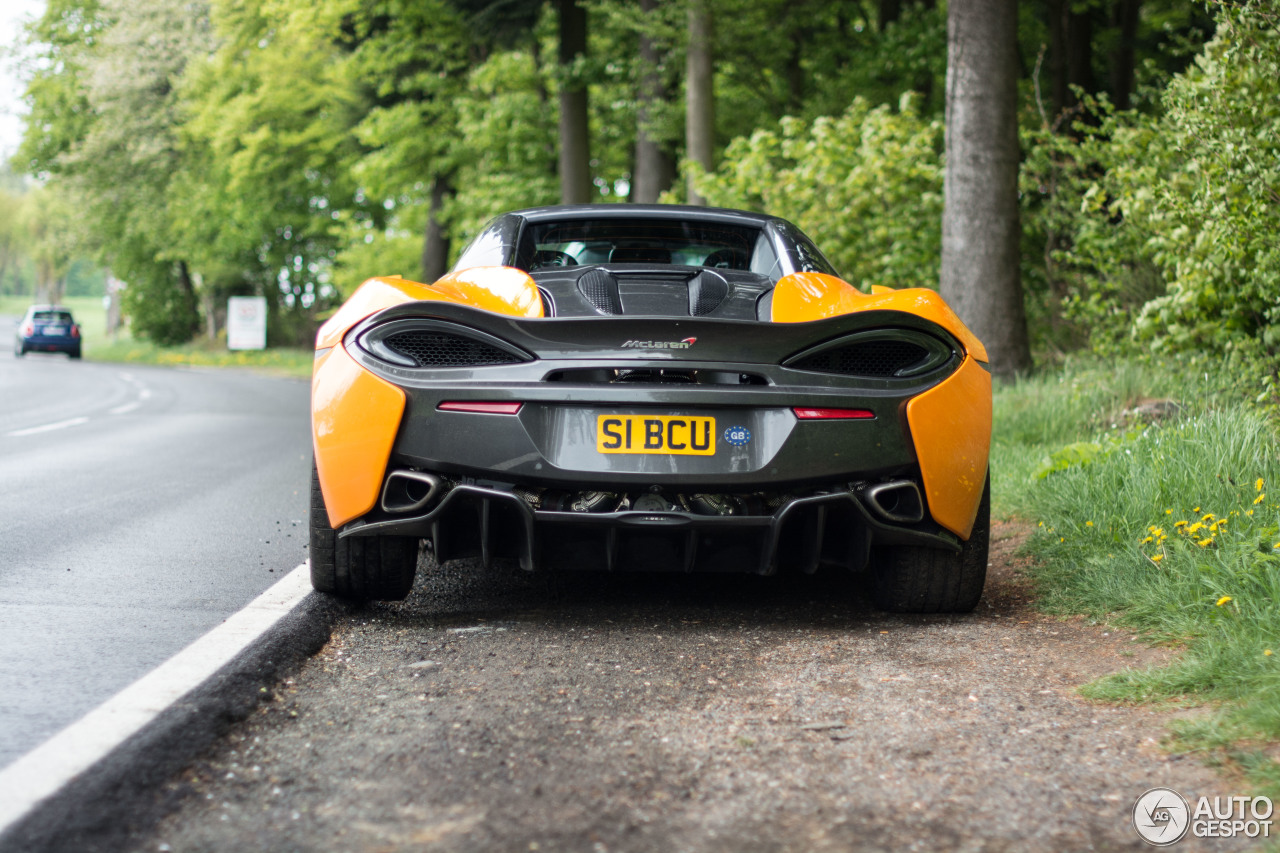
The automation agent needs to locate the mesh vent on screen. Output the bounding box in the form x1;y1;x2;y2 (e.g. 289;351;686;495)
790;340;930;377
579;269;622;315
383;330;524;368
688;272;728;316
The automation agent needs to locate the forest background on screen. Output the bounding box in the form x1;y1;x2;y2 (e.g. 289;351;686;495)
9;0;1280;787
2;0;1277;396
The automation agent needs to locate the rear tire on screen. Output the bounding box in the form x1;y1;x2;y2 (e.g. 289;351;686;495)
309;460;418;600
871;476;990;613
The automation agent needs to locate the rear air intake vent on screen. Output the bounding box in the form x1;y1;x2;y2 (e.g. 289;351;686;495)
358;319;531;369
383;331;523;368
786;332;954;379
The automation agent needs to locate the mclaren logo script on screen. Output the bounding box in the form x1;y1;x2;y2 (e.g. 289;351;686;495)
621;337;697;349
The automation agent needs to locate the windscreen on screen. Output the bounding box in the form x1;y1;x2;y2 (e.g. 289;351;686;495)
33;311;73;323
521;218;762;271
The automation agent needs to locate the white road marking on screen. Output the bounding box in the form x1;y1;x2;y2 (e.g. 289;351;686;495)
5;417;90;437
139;388;152;400
0;563;314;835
109;402;140;415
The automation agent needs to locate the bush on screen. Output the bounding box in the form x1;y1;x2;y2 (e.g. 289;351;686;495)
693;94;943;291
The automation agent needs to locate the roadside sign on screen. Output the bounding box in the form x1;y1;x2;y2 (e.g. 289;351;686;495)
227;296;267;350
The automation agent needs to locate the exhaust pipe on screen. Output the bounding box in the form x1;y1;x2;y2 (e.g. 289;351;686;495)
863;480;924;524
380;470;443;514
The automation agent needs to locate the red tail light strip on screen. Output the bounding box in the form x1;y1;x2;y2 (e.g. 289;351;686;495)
792;407;875;420
437;401;524;415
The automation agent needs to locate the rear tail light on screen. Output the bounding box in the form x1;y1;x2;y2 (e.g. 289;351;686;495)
792;407;875;420
438;401;523;415
71;325;80;338
21;323;33;337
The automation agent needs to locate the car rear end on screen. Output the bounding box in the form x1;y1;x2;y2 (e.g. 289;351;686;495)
16;308;82;358
319;302;984;579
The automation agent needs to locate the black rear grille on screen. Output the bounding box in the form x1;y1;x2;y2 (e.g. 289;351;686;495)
790;340;932;377
383;331;524;368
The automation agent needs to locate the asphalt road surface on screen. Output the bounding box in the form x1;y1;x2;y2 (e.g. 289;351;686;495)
0;315;312;769
131;525;1251;853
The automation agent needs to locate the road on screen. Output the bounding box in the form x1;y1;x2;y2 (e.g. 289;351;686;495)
0;315;312;769
130;525;1248;853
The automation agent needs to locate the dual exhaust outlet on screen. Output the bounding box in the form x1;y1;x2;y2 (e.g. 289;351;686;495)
861;479;925;524
381;470;443;515
381;467;923;526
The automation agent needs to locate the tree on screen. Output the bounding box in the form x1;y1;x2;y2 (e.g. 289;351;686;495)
631;0;676;203
18;0;205;343
685;0;714;205
557;0;592;203
940;0;1031;378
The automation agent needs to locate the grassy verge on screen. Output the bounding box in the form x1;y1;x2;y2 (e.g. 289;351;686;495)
993;355;1280;792
1;294;312;379
86;337;313;378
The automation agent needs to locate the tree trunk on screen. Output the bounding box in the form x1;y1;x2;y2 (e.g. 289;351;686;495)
940;0;1031;379
422;175;453;282
632;0;675;203
685;0;715;206
1109;0;1140;110
557;0;592;204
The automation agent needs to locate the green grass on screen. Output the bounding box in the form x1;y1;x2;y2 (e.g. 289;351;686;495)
993;355;1280;793
2;294;312;378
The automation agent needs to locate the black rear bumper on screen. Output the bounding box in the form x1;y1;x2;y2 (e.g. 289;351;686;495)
338;482;958;575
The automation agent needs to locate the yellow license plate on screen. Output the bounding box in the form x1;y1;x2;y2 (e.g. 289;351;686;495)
596;415;716;455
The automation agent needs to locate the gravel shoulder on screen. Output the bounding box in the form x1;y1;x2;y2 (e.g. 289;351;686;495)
128;522;1254;852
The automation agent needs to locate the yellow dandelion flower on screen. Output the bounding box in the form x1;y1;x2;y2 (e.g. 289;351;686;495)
1257;478;1265;492
1165;509;1173;515
1059;537;1064;543
1038;521;1044;527
1188;522;1205;535
1216;596;1233;607
1151;554;1164;563
1141;537;1153;544
1175;520;1188;528
1194;507;1201;513
1247;509;1254;516
1197;538;1213;548
1202;513;1215;522
1085;520;1094;527
1266;650;1273;657
1255;493;1266;505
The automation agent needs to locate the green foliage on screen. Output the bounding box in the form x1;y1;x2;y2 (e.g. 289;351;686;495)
994;355;1280;783
1019;103;1170;354
449;50;559;245
694;94;942;289
121;264;199;345
1132;5;1280;357
1018;2;1280;396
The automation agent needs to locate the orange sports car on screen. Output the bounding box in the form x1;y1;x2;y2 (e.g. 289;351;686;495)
310;205;991;611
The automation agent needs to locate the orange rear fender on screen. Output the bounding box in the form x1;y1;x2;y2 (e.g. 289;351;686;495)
905;355;992;539
311;345;406;528
315;267;543;350
770;273;988;363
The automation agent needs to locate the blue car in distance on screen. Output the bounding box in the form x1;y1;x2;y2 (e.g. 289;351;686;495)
14;305;82;359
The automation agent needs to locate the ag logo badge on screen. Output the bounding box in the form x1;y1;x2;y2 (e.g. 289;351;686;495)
1133;787;1190;846
723;426;751;447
